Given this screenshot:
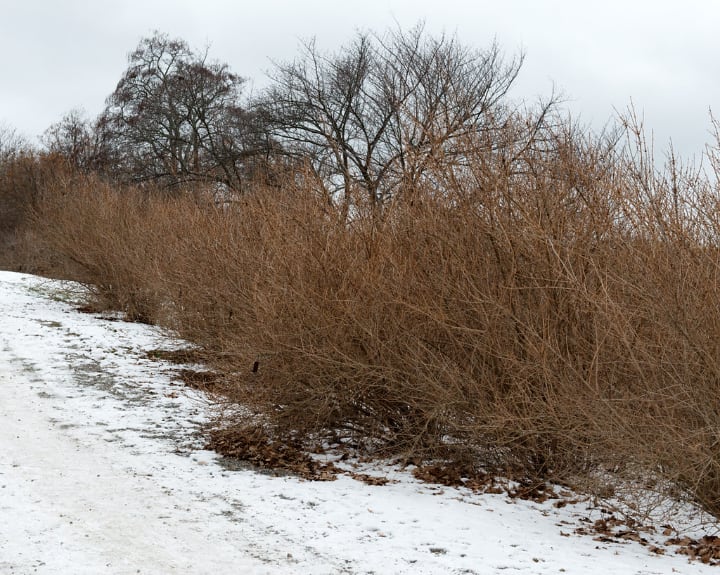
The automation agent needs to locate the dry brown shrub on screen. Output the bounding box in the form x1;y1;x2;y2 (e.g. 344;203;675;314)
27;115;720;517
0;153;75;272
30;174;183;320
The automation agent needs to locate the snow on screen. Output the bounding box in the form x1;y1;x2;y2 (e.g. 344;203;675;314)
0;270;717;574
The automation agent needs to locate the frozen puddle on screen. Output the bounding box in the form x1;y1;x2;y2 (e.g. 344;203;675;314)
0;271;716;574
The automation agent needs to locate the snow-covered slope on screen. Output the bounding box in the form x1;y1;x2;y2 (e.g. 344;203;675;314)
0;271;715;574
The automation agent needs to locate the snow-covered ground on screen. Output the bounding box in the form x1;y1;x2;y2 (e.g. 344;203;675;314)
0;270;717;574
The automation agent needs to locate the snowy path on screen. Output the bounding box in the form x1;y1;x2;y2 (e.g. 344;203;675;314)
0;271;715;574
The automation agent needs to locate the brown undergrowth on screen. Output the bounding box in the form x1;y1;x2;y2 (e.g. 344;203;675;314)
24;115;720;520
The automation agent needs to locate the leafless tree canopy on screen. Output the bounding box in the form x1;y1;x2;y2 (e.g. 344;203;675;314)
99;32;267;191
31;25;566;204
33;27;551;202
42;109;105;173
261;24;525;208
0;124;27;167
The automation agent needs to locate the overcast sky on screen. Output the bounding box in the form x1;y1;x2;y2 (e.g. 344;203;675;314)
1;0;717;160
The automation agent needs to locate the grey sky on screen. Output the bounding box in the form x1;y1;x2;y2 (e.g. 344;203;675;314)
1;0;717;160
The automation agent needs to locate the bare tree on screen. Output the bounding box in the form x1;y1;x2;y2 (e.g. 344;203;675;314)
100;32;263;191
261;24;525;210
42;109;105;173
0;124;27;167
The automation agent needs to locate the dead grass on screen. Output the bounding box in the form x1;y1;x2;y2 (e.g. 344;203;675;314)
25;114;720;519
